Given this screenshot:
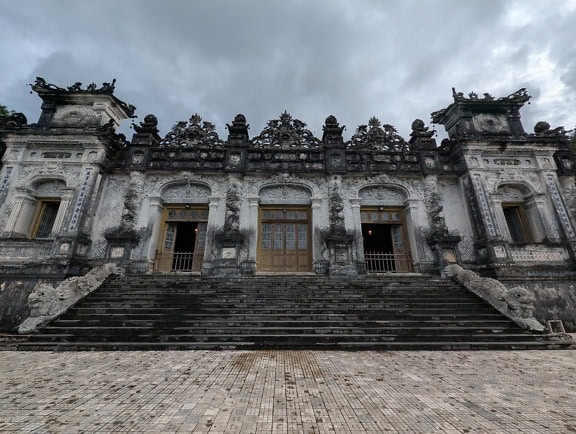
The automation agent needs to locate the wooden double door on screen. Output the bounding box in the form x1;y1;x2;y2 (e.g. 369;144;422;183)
156;206;208;272
257;207;312;273
361;207;412;272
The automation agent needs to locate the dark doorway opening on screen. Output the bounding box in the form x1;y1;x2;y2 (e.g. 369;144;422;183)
173;222;198;270
174;222;198;251
362;224;393;252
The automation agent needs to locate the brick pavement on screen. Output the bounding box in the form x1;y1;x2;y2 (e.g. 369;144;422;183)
1;350;575;433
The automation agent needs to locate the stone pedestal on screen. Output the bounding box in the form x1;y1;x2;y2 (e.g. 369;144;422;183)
324;233;358;276
104;228;142;271
210;232;246;277
427;234;461;277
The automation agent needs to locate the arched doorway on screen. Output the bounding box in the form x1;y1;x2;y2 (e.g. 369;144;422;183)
358;185;413;272
155;206;208;272
155;182;211;272
360;207;412;272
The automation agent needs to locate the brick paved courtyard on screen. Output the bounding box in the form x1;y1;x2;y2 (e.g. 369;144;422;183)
1;350;575;433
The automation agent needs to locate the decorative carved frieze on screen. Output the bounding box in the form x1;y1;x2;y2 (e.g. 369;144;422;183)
69;168;94;232
259;184;312;202
251;111;321;150
545;175;576;238
471;174;497;238
358;185;407;203
160;182;211;203
159;114;224;149
510;245;570;262
347;117;410;152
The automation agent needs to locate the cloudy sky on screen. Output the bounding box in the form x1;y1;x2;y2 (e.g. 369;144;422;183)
1;0;575;141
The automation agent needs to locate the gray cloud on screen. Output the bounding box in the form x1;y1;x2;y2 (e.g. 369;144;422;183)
1;0;574;141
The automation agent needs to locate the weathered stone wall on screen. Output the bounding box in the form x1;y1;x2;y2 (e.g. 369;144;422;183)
439;179;476;263
501;279;576;332
88;174;131;260
84;169;460;274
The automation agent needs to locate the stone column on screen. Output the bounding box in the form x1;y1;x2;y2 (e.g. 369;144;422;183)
247;196;260;261
51;191;74;236
6;191;36;236
544;173;576;260
311;196;324;272
145;196;164;264
202;196;221;274
524;196;547;242
350;198;365;270
404;198;422;266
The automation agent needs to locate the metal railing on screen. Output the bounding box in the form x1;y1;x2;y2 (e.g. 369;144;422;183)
155;251;196;272
364;251;412;273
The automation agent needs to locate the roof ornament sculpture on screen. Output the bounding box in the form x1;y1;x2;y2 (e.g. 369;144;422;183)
226;114;250;145
29;77;136;117
450;87;530;104
410;119;434;139
250;111;321;149
159;114;224;148
533;121;568;138
0;112;27;129
133;114;159;135
347;117;410;152
30;77;117;95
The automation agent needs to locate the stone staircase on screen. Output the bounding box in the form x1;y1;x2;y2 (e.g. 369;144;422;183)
14;274;572;351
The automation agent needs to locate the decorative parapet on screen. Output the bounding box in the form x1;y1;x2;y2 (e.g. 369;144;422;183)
250;111;322;149
17;263;122;334
159;114;224;148
347;117;410;152
0;238;55;259
509;245;570;263
444;264;546;332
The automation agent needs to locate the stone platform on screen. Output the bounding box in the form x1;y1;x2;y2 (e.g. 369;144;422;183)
1;350;575;433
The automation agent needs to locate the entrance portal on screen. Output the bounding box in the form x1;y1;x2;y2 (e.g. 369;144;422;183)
361;208;412;272
258;207;312;273
155;206;208;272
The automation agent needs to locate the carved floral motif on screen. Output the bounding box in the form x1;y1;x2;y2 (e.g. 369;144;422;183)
347;117;409;152
358;185;407;203
251;111;321;149
159;114;224;148
161;182;211;202
259;184;312;201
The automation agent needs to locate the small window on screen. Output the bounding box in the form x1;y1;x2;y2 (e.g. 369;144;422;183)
502;204;532;243
32;200;60;238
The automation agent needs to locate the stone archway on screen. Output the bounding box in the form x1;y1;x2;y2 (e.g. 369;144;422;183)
358;185;412;272
155;182;212;272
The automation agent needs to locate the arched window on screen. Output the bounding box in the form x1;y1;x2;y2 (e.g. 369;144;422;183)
29;179;66;239
496;184;544;244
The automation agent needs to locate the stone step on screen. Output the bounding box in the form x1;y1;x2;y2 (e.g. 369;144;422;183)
14;340;570;352
75;299;495;307
26;332;544;344
11;273;566;352
38;326;535;337
50;318;516;328
58;309;506;319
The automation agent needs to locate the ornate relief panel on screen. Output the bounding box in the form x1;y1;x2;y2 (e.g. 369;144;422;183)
495;184;530;201
33;179;67;196
358;185;407;206
161;183;211;203
471;174;497;237
259;184;312;203
545;175;576;239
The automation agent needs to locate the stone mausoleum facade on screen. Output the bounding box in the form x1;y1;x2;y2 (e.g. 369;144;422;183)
1;78;575;328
